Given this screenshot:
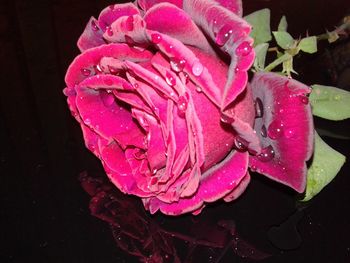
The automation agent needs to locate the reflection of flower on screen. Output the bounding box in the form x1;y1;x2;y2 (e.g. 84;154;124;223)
79;172;270;262
65;0;313;215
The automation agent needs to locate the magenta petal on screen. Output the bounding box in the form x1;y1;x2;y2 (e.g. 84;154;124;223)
80;124;101;157
98;3;140;31
144;3;215;54
146;151;248;215
223;172;250;202
249;72;314;193
75;82;145;149
183;0;254;108
99;141;152;197
77;17;105;52
138;0;183;10
65;43;153;88
147;30;222;106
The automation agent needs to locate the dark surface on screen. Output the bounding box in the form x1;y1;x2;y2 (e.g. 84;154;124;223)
1;0;350;262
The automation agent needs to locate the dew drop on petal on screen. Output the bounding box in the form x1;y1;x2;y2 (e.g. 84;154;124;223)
234;136;248;152
235;41;252;56
284;128;295;139
108;65;118;74
192;61;203;76
84;118;91;125
257;145;275;162
165;71;176;86
101;92;115;107
254;97;264;118
177;95;188;113
220;113;234;124
196;86;202;92
81;68;91;76
216;24;233;46
234;67;240;73
125;16;134;31
170;58;186;72
299;95;309;104
267;120;284;140
91;20;99;31
106;26;113;36
151;33;162;44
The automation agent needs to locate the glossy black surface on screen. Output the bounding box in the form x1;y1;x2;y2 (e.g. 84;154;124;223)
1;0;350;262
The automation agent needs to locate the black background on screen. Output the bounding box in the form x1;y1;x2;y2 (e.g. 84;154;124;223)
1;0;350;262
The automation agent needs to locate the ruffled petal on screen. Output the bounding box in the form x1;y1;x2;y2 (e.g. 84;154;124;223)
145;150;248;215
249;72;314;193
144;3;215;54
183;0;254;108
77;17;105;52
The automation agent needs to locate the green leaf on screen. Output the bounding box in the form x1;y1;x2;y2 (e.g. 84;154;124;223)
278;16;288;31
272;31;295;49
298;36;317;53
244;9;272;46
302;133;346;201
253;43;269;71
310;84;350;120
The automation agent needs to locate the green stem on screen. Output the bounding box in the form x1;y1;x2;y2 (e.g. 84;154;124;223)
264;53;292;72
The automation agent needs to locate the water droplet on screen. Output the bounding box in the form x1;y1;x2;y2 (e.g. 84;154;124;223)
234;66;240;73
216;24;233;46
254;97;264;118
220;113;234;124
183;72;189;84
268;120;284;140
94;64;103;74
81;68;91;76
192;60;203;76
299;95;309;104
177;95;188;113
258;145;275;162
234;136;248;151
334;94;342;101
84;118;91;125
165;71;176;86
106;26;113;36
250;165;257;172
151;33;162;44
91;20;99;31
235;41;252;56
125;16;134;31
284;128;295;139
196;86;202;92
108;65;118;74
152;168;158;175
101;92;115;107
260;124;267;137
170;58;186;72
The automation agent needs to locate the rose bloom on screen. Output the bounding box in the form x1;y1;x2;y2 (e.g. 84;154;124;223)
64;0;313;215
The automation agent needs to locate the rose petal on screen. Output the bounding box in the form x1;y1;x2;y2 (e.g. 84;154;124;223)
65;43;153;88
183;0;254;108
223;171;250;202
146;150;248;215
137;0;183;10
144;3;215;54
77;17;105;52
98;3;140;31
249;72;314;192
75;82;145;149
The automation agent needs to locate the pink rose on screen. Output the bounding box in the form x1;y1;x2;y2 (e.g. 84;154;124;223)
64;0;313;215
